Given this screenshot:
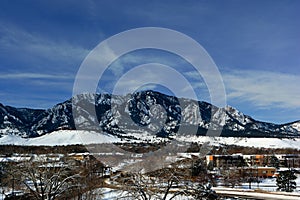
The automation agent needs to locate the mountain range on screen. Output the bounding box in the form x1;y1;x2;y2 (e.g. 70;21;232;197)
0;90;299;139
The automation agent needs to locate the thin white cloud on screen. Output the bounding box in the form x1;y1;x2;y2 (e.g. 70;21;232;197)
0;23;90;64
0;73;72;79
223;69;300;109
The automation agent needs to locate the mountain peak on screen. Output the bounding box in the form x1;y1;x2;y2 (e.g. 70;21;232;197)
0;91;299;139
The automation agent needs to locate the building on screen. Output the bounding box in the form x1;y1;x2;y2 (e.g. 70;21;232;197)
241;167;277;178
206;154;245;168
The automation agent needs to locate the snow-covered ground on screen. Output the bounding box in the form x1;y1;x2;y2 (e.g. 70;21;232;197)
213;187;300;200
92;188;194;200
93;185;300;200
176;135;300;149
0;130;299;150
235;175;300;192
0;130;122;146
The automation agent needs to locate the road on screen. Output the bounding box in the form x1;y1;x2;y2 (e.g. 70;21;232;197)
214;187;300;200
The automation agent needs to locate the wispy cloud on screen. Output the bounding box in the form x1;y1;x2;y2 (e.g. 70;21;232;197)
223;69;300;109
0;73;72;80
0;23;90;66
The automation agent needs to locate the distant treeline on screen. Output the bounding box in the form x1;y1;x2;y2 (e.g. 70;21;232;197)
0;142;299;155
0;144;88;155
187;142;300;155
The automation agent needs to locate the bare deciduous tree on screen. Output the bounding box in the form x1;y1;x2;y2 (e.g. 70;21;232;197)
116;164;218;200
4;157;105;200
220;167;242;188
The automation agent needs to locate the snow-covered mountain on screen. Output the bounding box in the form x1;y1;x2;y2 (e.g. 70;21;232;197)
0;90;299;139
0;103;44;137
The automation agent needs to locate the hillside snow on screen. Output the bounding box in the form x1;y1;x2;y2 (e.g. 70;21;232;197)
0;130;121;146
0;130;299;149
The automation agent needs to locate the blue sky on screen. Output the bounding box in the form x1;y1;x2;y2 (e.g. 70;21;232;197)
0;0;299;124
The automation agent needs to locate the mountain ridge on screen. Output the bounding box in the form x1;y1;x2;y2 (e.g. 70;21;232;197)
0;90;299;139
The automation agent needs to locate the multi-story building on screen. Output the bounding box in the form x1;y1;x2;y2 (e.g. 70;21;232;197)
207;154;300;168
206;154;245;168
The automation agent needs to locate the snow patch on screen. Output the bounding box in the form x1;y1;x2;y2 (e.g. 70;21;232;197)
0;130;121;146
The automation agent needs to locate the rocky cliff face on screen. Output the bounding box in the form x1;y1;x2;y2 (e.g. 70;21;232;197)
0;91;299;139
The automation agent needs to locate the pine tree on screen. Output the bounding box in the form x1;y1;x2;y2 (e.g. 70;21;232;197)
269;155;280;169
276;169;297;192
